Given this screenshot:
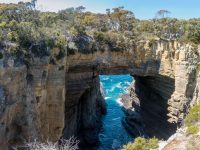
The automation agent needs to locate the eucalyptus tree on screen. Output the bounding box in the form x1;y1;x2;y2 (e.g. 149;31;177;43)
156;9;171;19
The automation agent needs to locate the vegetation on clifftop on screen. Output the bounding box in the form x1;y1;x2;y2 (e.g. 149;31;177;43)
121;137;158;150
0;0;200;63
185;103;200;135
185;102;200;150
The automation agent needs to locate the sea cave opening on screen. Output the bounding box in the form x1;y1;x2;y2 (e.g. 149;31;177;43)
98;74;134;150
65;68;177;150
96;74;177;150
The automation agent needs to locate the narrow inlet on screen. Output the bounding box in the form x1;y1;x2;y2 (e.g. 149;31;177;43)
98;75;134;150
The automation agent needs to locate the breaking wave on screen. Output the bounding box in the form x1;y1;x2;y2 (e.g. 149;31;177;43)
98;75;133;150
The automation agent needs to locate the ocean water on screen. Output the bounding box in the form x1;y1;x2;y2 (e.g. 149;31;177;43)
98;75;134;150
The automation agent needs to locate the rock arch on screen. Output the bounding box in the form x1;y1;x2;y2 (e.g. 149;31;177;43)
0;40;199;149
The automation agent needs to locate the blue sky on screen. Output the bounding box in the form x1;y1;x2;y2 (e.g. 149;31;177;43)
0;0;200;19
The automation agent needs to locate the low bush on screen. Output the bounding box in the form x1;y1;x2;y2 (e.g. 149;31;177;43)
186;125;199;135
94;31;105;42
122;137;158;150
196;64;200;74
185;103;200;135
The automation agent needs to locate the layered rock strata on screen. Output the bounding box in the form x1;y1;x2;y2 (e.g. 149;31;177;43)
0;39;199;149
121;41;200;139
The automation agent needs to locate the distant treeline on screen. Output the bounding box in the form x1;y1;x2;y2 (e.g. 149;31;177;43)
0;1;200;60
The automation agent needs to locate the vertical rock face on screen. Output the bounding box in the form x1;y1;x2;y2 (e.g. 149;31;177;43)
122;76;177;139
0;55;107;149
0;39;199;149
0;56;68;149
64;71;106;147
0;66;29;149
121;41;200;139
29;58;67;142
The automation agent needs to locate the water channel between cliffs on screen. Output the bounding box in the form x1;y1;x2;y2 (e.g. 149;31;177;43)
98;75;134;150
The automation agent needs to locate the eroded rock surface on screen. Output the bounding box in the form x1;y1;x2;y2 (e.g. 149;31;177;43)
121;41;200;139
0;39;199;149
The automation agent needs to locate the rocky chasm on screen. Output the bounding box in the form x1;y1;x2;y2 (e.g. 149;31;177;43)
0;39;199;149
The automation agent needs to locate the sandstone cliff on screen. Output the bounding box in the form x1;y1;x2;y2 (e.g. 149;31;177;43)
121;40;200;139
0;39;199;149
0;51;107;149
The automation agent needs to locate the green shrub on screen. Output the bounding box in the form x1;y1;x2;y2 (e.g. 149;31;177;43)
188;30;200;44
122;137;158;150
94;32;105;42
0;21;7;28
55;36;66;49
7;31;19;42
185;103;200;135
196;64;200;74
185;103;200;127
148;138;159;149
186;126;199;135
101;26;108;32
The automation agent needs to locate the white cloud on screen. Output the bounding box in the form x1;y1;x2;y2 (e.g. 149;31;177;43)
0;0;80;12
36;0;77;12
0;0;30;3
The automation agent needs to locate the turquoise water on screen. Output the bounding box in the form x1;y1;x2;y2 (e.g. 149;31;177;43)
98;75;133;150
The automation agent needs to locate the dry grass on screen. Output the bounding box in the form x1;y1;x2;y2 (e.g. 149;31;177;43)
13;137;79;150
